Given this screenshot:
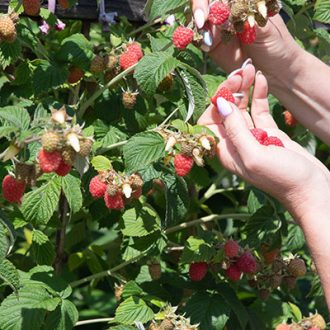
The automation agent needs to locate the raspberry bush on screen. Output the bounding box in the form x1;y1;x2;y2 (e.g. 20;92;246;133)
0;0;329;329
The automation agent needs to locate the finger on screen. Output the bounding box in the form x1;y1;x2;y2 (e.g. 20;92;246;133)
251;71;278;129
192;0;209;29
237;63;255;110
217;97;261;163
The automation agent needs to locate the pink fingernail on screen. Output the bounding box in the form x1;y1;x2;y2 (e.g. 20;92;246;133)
194;9;205;29
241;58;252;69
217;97;233;117
228;68;243;78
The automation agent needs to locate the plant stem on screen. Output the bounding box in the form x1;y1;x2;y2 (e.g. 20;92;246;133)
78;65;137;118
98;140;128;154
165;213;250;234
128;17;163;37
54;192;69;274
200;186;245;204
75;318;114;326
69;213;250;287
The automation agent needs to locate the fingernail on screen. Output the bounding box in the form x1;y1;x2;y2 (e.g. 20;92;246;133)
233;92;244;99
241;58;252;69
203;30;213;47
194;9;205;29
256;70;262;76
228;68;243;78
217;97;233;117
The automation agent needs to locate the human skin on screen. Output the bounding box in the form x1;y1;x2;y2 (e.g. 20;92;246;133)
198;67;330;310
191;0;330;145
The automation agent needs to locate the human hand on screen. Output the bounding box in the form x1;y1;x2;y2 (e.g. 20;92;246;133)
198;68;330;219
191;1;303;82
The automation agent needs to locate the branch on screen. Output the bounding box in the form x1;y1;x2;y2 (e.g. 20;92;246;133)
75;317;114;327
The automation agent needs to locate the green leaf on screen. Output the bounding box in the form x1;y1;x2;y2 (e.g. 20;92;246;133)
0;126;19;139
123;132;165;173
21;176;62;225
121;206;161;237
44;299;79;330
314;0;330;23
288;302;302;322
12;62;32;86
115;296;154;325
177;68;207;122
149;0;186;20
0;222;10;261
180;236;216;263
0;285;61;330
108;326;136;330
122;281;144;299
32;60;68;93
185;292;230;329
0;259;19;293
162;173;189;226
134;52;180;97
0;38;21;69
91;155;112;171
247;189;265;214
0;211;16;257
61;174;83;214
31;230;55;265
57;33;93;70
285;224;305;251
0;106;31;130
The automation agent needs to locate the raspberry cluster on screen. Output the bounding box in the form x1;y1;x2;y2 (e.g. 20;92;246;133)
89;170;143;210
275;312;326;330
0;13;18;43
159;128;217;177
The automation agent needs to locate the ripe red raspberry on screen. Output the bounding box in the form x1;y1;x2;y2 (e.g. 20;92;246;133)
283;110;297;127
119;51;139;70
237;252;257;273
38;149;62;173
189;262;208;281
237;21;256;44
263;136;284;147
224;240;240;258
89;175;107;198
68;67;84;84
250;128;268;144
172;26;194;50
23;0;40;16
174;154;194;176
275;324;291;330
104;192;125;210
2;175;26;203
211;87;235;106
127;42;143;60
225;264;242;281
208;2;230;25
55;159;71;176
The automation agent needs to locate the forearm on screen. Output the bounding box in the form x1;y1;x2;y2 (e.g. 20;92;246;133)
268;49;330;145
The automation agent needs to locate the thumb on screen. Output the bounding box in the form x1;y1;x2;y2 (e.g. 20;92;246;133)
217;97;259;157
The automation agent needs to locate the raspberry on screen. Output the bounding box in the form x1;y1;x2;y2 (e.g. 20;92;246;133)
90;55;105;74
270;274;282;289
174;154;194;176
157;74;173;92
122;91;137;109
58;0;70;9
172;26;194;50
237;251;257;273
68;67;84;84
89;175;107;198
263;136;284;147
79;139;93;157
225;264;242;281
55;159;71;176
237;21;256;44
250;128;268;144
132;187;142;199
224;240;240;258
119;51;139;70
283;110;297;127
127;42;143;60
287;258;306;277
104;54;117;70
148;263;161;280
310;313;326;330
189;262;208;281
211;87;235;106
104;192;125;210
282;276;297;290
2;175;26;203
23;0;40;16
208;2;230;25
160;319;174;330
41;131;62;152
275;324;291;330
0;15;16;43
61;146;76;165
38;149;62;173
